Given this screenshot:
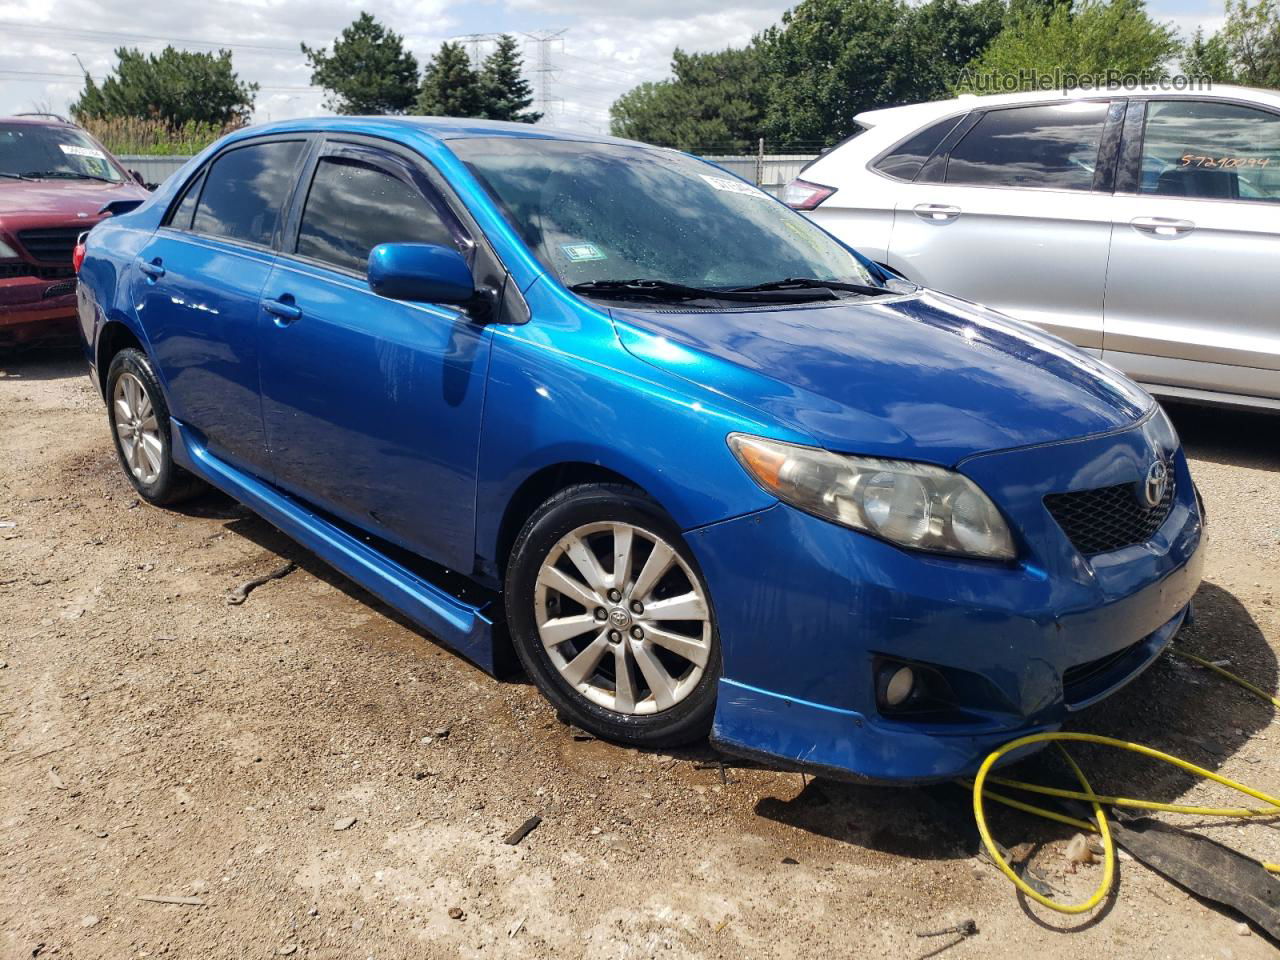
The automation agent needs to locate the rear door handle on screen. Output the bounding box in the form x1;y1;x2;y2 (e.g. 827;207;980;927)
913;203;962;224
1130;217;1195;238
263;296;302;325
136;257;165;279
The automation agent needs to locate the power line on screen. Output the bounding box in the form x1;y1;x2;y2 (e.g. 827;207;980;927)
0;20;301;53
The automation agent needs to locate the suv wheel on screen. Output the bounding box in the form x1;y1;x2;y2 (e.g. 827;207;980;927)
505;483;720;748
105;348;204;505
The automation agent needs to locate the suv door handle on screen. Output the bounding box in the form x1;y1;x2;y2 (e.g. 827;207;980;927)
136;257;165;279
913;203;961;224
1130;217;1195;238
263;296;302;325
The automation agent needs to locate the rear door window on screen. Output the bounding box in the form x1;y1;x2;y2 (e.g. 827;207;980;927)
873;115;965;181
945;102;1110;191
295;155;458;274
1139;100;1280;203
191;140;306;247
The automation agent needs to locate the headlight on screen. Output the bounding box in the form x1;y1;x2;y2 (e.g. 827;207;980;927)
728;434;1015;560
0;238;19;259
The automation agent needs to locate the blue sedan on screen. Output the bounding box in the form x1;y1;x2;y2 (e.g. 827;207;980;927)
74;117;1204;782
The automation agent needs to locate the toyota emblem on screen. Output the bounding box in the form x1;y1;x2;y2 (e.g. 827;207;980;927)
1142;460;1169;508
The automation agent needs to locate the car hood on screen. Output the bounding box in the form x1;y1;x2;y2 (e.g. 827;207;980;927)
612;289;1152;465
0;179;150;221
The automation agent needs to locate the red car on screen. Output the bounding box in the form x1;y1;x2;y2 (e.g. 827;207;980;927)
1;115;150;350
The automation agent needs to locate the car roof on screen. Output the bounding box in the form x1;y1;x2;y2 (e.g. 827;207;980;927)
233;115;651;149
0;115;80;127
854;84;1280;128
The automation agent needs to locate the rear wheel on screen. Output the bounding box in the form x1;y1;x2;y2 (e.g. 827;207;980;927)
105;348;204;505
505;483;719;747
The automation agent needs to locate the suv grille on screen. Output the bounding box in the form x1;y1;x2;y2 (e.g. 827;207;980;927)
1044;475;1176;556
0;262;75;280
17;227;83;264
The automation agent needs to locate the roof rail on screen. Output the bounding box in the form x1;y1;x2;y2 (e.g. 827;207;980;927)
13;111;73;124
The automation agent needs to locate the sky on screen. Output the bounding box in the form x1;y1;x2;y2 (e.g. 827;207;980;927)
0;0;1235;139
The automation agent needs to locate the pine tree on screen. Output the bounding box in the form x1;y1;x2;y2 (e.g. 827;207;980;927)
301;13;419;115
480;35;543;123
415;42;485;117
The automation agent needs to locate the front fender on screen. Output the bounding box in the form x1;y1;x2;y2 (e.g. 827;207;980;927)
473;283;800;568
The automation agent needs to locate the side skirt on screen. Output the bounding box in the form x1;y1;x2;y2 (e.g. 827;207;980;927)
169;418;499;674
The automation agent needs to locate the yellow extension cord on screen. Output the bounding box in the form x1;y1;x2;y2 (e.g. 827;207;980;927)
971;648;1280;915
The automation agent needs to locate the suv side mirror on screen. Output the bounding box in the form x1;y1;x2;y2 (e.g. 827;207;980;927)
367;243;475;304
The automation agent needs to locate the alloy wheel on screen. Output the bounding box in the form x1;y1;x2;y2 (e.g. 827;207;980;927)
534;521;712;716
113;371;162;485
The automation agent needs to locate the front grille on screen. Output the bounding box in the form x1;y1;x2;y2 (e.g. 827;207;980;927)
1044;475;1176;555
0;262;75;280
17;227;83;264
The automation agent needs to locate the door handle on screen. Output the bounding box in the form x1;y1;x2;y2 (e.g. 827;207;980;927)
263;296;302;325
913;203;962;224
136;257;165;279
1130;217;1195;238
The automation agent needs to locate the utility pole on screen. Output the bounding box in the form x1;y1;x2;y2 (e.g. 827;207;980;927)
521;29;566;121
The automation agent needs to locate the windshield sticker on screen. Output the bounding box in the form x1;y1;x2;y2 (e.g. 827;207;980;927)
59;143;107;160
561;242;607;262
699;173;768;199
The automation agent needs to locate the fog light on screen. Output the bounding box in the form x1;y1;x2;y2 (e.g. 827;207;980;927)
883;666;915;707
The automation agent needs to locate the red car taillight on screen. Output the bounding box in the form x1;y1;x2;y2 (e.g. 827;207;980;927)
72;234;87;274
781;178;837;211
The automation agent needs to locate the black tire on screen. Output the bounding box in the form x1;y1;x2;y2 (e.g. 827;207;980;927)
105;348;204;505
505;482;720;748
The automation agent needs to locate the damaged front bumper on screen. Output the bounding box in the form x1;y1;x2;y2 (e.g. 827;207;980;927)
687;425;1205;783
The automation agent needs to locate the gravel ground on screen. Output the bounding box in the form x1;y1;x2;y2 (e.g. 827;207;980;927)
1;348;1278;960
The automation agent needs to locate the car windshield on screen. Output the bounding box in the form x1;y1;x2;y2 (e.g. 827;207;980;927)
0;123;124;183
449;137;877;294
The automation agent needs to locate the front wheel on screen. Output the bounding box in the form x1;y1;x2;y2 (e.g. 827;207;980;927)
505;483;720;748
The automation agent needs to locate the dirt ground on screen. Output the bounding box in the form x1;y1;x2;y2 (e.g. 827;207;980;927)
2;347;1278;960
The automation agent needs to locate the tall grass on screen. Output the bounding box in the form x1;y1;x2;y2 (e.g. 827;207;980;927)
78;116;243;156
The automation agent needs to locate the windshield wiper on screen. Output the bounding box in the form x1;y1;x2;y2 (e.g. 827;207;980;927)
729;277;896;297
24;170;116;183
569;278;835;303
0;172;38;181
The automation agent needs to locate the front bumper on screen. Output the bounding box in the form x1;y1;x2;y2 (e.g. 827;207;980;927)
690;422;1204;783
0;274;79;345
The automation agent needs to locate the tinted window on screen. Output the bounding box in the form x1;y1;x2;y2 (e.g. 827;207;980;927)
191;140;305;246
946;103;1109;191
1139;100;1280;203
167;169;205;230
296;157;456;273
874;115;964;181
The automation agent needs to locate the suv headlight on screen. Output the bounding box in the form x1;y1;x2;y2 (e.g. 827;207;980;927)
0;238;19;259
728;434;1015;560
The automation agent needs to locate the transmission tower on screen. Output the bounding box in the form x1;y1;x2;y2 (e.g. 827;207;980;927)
521;29;566;121
456;33;502;70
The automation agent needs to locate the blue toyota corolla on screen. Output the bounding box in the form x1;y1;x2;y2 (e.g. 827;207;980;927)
74;117;1204;782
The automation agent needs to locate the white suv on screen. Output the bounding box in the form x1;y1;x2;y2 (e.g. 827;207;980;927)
785;86;1280;412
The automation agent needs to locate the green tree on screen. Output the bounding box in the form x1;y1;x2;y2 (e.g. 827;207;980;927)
1182;26;1236;80
609;47;768;150
480;35;542;123
1220;0;1280;85
958;0;1180;89
301;13;419;115
755;0;1004;144
71;46;256;126
416;42;485;116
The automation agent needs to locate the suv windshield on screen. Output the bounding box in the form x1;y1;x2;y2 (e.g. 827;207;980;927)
0;123;124;183
449;137;877;294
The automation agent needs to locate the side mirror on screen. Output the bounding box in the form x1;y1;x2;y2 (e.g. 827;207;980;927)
367;243;475;304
